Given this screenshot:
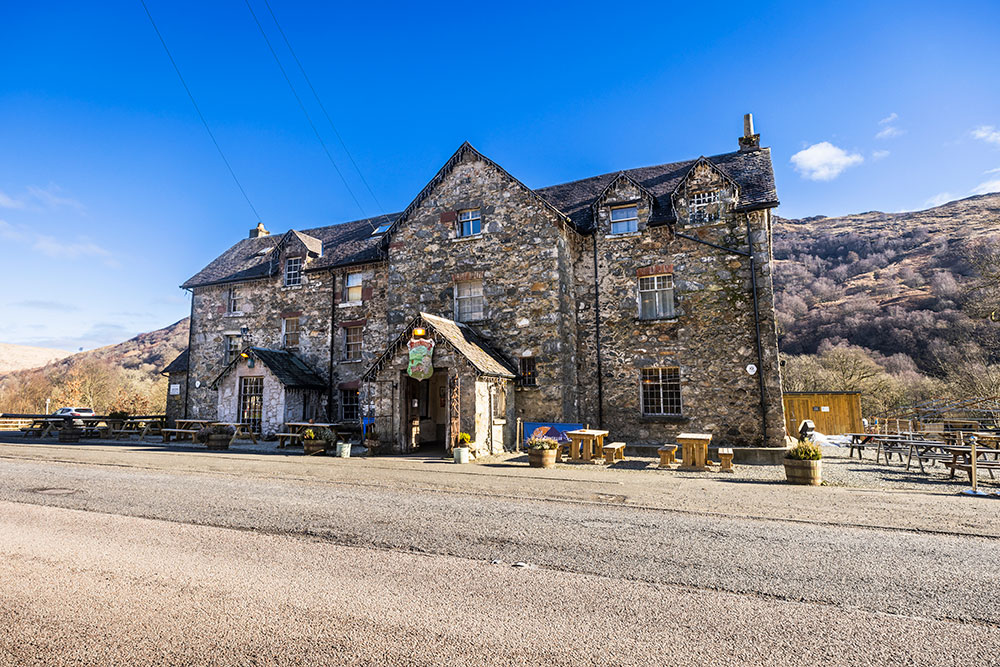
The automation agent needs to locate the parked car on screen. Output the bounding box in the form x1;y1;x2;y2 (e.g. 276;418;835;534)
53;407;95;425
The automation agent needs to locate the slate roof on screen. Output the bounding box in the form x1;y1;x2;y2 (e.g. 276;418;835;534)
534;147;778;232
210;347;327;389
181;213;398;289
362;312;518;381
181;145;776;289
161;349;189;375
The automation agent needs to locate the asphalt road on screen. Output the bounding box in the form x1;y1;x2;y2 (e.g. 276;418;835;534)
1;443;998;665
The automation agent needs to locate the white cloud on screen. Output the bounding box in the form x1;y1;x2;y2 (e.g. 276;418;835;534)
879;113;898;125
0;191;27;209
970;179;1000;196
875;126;903;139
872;150;890;160
790;142;864;181
985;166;1000;174
972;126;1000;146
925;192;954;208
0;184;85;213
0;219;27;241
0;221;117;267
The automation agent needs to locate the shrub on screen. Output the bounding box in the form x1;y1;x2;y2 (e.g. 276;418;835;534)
786;441;822;461
194;424;235;443
457;432;471;446
304;427;335;442
526;436;559;450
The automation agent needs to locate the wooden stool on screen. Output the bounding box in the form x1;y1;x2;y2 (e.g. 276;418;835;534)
658;444;677;469
718;447;734;473
603;442;626;464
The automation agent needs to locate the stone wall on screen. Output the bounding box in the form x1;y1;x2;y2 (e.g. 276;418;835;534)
385;150;578;426
574;165;785;448
164;371;186;427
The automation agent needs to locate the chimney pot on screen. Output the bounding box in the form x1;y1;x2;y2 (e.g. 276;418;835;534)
249;222;270;238
738;113;760;152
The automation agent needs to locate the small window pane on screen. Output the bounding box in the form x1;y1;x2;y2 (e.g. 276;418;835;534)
341;389;359;421
284;257;303;286
345;272;363;301
641;367;681;416
456;280;484;322
519;357;537;386
638;274;675;319
344;326;363;360
282;317;300;349
457;209;481;237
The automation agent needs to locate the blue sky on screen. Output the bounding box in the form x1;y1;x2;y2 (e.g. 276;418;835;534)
1;0;998;350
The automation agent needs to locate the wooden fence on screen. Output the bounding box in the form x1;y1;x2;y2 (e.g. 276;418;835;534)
783;392;863;436
0;417;34;432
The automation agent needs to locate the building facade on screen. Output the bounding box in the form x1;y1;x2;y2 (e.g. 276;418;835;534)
165;119;785;453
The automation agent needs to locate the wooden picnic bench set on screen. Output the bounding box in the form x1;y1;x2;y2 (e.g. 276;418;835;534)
17;415;167;441
538;428;733;471
844;430;1000;481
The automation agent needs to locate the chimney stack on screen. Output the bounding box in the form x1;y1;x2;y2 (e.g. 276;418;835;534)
249;222;270;239
738;113;760;151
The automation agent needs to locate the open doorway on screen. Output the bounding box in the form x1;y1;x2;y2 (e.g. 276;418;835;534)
402;369;449;453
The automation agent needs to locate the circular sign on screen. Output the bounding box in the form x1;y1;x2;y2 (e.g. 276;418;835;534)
746;364;758;375
195;380;202;388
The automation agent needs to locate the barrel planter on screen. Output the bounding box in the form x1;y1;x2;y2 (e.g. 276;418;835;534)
303;439;326;455
453;446;470;464
783;458;822;485
528;448;557;469
205;434;230;450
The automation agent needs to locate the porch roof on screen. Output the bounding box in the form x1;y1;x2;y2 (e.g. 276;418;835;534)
362;312;518;381
210;347;327;390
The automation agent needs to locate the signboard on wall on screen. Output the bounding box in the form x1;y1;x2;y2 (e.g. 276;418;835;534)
169;384;181;396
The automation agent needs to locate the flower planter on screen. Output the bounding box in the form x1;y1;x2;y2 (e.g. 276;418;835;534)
784;458;822;485
336;442;351;458
528;448;557;469
453;446;470;464
205;434;230;450
303;439;326;456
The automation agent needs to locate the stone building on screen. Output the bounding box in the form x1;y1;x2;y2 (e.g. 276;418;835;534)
165;116;785;453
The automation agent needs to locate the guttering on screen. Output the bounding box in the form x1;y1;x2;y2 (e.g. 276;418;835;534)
592;233;604;427
183;288;194;420
328;269;337;421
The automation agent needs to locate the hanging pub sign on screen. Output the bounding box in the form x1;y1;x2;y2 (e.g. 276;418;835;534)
407;335;435;380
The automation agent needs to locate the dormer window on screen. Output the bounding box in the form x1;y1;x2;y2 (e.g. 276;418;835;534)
372;223;392;236
610;205;638;234
458;209;481;237
284;257;303;286
690;190;721;223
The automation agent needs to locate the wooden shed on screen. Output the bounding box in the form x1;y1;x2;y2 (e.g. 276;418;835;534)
783;392;863;436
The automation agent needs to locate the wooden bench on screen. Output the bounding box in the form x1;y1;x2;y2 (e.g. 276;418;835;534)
276;432;304;449
946;460;1000;481
717;447;734;473
657;444;677;469
161;428;198;443
602;442;626;464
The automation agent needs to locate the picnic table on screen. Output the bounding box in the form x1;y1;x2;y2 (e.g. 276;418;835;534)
20;417;65;438
280;422;338;449
564;429;609;462
213;422;258;446
114;417;164;440
161;419;214;443
943;445;1000;482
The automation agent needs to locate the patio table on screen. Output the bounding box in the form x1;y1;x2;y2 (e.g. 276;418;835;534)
564;429;609;462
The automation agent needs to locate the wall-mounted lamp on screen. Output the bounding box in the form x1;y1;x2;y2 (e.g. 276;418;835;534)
413;327;426;337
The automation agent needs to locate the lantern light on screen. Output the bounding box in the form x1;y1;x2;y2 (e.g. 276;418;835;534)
413;327;426;337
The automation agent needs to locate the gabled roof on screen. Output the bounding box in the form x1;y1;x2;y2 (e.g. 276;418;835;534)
535;147;778;231
362;312;518;381
285;230;323;257
181;145;777;289
210;347;326;390
161;349;189;375
181;213;398;289
377;142;573;244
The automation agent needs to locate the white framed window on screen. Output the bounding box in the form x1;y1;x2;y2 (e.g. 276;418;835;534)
638;274;675;320
226;287;241;314
343;326;363;361
341;389;359;421
455;280;484;322
641;367;682;416
282;317;300;349
610;205;638;234
284;257;303;286
690;190;721;223
224;334;241;365
344;272;363;302
458;209;481;237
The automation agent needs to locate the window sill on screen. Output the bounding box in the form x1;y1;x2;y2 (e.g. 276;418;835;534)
340;358;363;364
635;317;678;324
338;301;363;308
493;418;507;425
639;415;689;424
281;284;303;291
606;231;642;239
223;312;244;318
451;234;485;243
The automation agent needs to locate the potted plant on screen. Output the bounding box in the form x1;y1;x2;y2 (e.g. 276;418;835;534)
526;436;559;468
196;424;234;450
303;427;332;455
454;432;472;464
784;440;822;485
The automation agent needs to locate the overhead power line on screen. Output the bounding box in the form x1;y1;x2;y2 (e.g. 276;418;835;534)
243;0;374;227
139;0;262;223
261;0;393;228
